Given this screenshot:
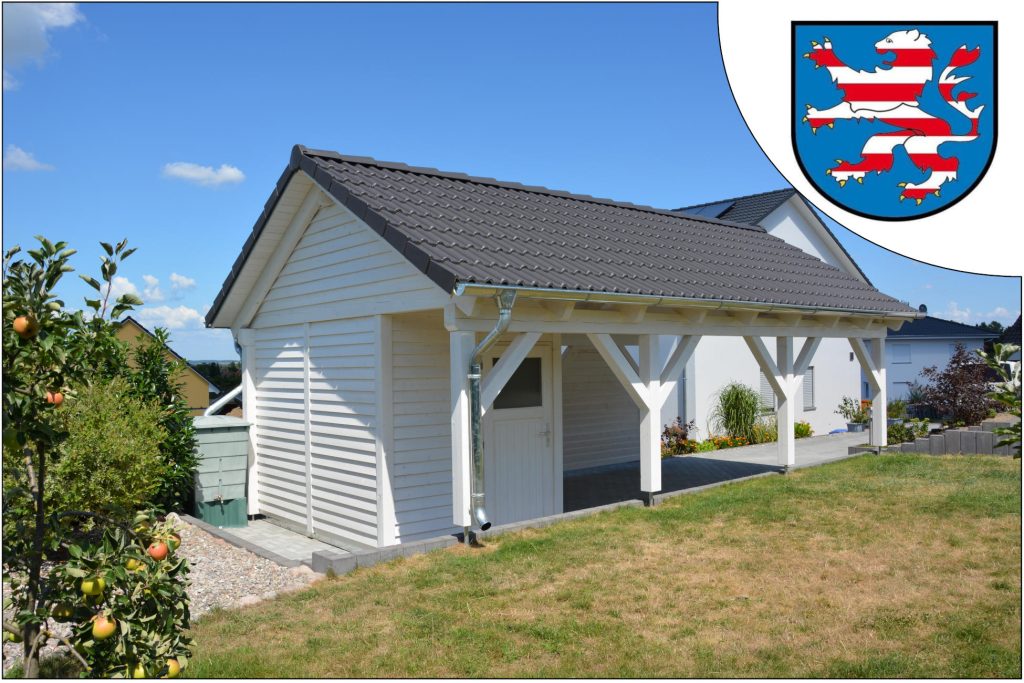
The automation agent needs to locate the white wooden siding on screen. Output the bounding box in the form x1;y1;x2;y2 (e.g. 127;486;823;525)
252;326;309;530
251;202;447;329
307;318;379;547
251;318;380;549
389;312;461;542
562;340;640;470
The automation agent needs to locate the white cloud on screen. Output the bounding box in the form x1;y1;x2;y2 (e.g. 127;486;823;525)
169;272;196;290
3;145;54;171
141;274;165;303
136;305;205;330
162;162;245;187
3;3;83;90
106;276;139;300
943;301;1019;325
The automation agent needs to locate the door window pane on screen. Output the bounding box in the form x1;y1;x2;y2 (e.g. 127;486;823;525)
492;357;542;409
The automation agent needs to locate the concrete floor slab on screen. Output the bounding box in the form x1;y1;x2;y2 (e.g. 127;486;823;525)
565;432;866;512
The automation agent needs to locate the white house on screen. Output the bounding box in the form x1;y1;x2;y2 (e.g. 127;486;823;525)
875;309;996;400
674;190;874;437
205;146;919;550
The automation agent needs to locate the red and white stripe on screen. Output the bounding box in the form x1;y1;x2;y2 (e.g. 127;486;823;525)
804;37;984;204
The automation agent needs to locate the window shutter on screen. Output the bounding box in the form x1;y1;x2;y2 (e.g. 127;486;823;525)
759;371;775;410
803;366;815;410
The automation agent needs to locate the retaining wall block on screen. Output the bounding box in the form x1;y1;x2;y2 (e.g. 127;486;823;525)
977;431;993;454
960;431;977;453
945;430;962;455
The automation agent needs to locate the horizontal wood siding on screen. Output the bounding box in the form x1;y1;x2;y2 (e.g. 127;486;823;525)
390;312;461;542
562;342;640;470
307;318;379;547
252;202;446;328
253;326;309;529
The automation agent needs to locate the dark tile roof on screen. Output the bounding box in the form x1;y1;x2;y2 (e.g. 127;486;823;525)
677;188;797;226
889;315;997;339
998;315;1021;345
676;187;871;284
206;147;917;326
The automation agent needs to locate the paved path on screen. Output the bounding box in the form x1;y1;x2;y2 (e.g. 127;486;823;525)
565;432;865;512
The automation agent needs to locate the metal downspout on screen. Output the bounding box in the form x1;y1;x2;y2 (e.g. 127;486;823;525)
468;289;517;536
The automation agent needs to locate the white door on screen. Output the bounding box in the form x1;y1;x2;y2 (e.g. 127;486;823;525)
483;344;556;526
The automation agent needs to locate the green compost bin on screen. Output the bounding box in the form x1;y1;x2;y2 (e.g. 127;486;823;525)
192;415;250;528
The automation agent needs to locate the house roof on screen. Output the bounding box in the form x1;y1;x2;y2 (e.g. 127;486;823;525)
117;317;220;392
676;188;871;284
677;188;797;226
206;146;918;326
998;315;1022;345
888;315;997;339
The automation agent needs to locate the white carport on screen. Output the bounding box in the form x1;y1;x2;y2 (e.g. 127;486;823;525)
205;146;920;549
447;289;896;528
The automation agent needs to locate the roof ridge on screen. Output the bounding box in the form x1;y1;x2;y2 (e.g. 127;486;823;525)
296;145;768;234
676;186;797;212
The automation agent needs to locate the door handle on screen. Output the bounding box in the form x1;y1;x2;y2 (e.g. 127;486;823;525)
538;424;552;446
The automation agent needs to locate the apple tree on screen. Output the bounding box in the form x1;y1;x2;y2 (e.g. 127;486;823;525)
2;237;192;677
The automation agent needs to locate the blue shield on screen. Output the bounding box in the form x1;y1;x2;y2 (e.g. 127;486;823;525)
792;22;996;220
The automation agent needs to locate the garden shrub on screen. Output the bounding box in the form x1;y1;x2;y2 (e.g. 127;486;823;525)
709;435;748;449
920;344;992;426
48;378;168;517
794;421;813;439
836;396;870;424
711;382;761;442
123;329;198;512
888;421;916;444
661;418;698;457
887;398;908;419
750;416;778;444
694;440;717;453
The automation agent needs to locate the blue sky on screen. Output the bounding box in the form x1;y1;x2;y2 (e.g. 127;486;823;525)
3;3;1019;359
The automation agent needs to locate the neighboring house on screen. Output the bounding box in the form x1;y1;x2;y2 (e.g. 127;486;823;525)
675;189;872;437
205;146;917;550
116;317;220;416
998;315;1022;364
876;309;995;400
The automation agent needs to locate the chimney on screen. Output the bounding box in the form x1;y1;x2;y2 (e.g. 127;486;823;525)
918;304;928;313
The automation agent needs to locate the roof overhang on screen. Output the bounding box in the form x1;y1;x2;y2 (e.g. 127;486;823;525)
454;282;922;321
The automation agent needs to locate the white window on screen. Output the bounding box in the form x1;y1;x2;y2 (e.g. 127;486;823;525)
891;343;911;364
893;381;912;399
803;366;815;410
759;371;775;410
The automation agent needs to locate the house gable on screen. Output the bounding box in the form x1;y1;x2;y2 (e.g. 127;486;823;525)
250;192;450;329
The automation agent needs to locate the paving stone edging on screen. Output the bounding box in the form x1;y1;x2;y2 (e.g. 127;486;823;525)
180;514;303;568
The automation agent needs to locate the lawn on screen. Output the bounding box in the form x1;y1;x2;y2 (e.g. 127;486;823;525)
188;454;1021;678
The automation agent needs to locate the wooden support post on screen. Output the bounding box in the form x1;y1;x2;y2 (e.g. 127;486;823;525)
870;338;887;447
450;331;475;528
850;337;887;448
776;336;796;469
638;335;662;499
744;336;820;470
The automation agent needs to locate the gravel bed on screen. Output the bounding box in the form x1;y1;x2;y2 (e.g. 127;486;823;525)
3;514;320;671
173;513;320;618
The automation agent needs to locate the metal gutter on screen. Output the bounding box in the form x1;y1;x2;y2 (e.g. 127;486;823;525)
453;283;922;320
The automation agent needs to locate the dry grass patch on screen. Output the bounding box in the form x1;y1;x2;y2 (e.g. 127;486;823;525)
187;454;1020;678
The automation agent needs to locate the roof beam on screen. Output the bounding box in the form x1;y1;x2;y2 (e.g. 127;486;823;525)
541;300;576;321
586;333;649;408
480;332;542;411
615;303;648;324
